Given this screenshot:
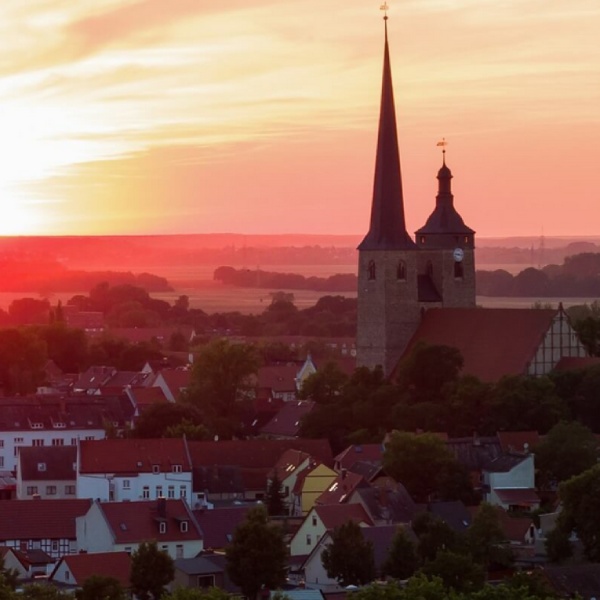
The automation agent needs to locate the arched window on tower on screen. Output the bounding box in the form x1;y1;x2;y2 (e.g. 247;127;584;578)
426;261;433;278
454;261;464;279
368;260;376;281
397;260;406;281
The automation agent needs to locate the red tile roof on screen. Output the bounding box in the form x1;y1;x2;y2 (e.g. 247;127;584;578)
256;365;299;393
554;357;600;371
313;503;374;529
402;308;558;381
99;499;201;544
497;431;541;454
79;439;191;473
334;444;384;470
52;552;131;587
0;499;91;540
495;509;535;543
316;471;367;505
260;401;315;438
129;386;169;408
494;488;540;506
271;449;312;481
155;369;192;398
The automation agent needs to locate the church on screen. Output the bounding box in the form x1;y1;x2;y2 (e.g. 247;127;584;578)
356;16;587;381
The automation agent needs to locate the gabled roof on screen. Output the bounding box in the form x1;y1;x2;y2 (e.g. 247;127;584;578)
99;499;201;543
271;449;312;482
445;436;503;472
79;438;191;473
335;444;384;470
497;431;540;454
313;503;374;529
402;308;558;381
316;471;368;505
494;509;534;543
174;554;240;594
18;445;76;481
361;524;407;572
351;484;418;524
51;552;131;587
127;386;169;409
260;401;315;438
256;365;300;393
154;368;192;399
483;453;529;473
192;506;251;549
0;499;91;540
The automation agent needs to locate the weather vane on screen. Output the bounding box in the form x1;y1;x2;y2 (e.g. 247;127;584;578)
380;2;389;20
436;137;448;160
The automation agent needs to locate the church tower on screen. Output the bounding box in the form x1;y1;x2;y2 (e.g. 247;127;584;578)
356;15;420;376
415;152;476;308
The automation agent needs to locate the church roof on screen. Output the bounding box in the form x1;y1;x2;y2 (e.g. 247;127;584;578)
358;20;415;251
401;308;558;381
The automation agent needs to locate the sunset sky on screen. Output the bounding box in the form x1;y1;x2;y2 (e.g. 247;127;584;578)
1;0;598;238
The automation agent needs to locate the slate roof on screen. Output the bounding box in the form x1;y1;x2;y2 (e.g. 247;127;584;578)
335;444;384;471
18;446;77;481
79;438;191;474
51;552;131;587
402;308;559;381
0;499;91;540
192;506;251;549
313;503;374;529
483;453;529;473
99;499;201;544
352;484;418;524
193;466;244;496
361;524;405;573
445;436;503;472
174;554;240;594
260;401;315;438
428;501;472;532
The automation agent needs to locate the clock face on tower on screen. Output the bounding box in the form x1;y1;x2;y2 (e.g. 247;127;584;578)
453;247;464;262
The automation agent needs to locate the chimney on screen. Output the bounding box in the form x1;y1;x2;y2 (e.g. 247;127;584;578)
341;468;347;480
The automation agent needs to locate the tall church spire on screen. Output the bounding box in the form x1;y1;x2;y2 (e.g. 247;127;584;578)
358;16;415;250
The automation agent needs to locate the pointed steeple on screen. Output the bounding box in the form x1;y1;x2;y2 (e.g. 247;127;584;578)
359;17;415;251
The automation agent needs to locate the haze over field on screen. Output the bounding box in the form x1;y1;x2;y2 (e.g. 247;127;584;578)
1;1;598;238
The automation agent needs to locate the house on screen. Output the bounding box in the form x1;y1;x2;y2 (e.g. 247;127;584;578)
347;484;419;526
109;327;195;348
187;439;333;505
290;503;373;558
256;365;303;403
173;554;240;594
192;506;251;551
16;445;77;500
269;449;313;513
126;386;169;419
0;471;17;500
292;463;337;517
152;369;192;402
49;552;131;589
76;498;203;559
0;394;133;472
482;453;539;511
334;444;384;473
77;438;193;502
260;401;315;439
0;499;92;559
315;470;368;506
0;546;29;581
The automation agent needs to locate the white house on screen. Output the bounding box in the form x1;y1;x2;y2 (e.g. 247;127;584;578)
77;438;193;502
76;498;203;560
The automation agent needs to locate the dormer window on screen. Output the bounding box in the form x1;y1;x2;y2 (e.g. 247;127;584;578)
37;462;46;472
180;521;189;533
152;465;160;474
172;465;182;473
420;236;426;244
159;522;167;534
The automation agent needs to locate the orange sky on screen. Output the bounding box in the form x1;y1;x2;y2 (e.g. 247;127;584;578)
0;1;598;238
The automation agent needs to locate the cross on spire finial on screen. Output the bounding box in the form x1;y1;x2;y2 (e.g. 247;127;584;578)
380;2;389;20
436;137;448;163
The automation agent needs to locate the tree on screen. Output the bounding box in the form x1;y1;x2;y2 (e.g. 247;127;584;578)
298;361;348;404
163;588;232;600
164;418;210;441
129;540;174;600
555;464;600;561
466;503;512;569
381;526;419;580
321;520;376;587
0;554;19;591
184;339;259;438
544;526;573;563
412;512;461;563
133;403;204;439
383;432;473;503
225;505;288;600
19;585;70;600
419;550;485;594
265;472;287;516
534;421;598;488
75;575;126;600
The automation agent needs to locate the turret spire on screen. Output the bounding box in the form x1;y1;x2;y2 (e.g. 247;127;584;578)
358;10;415;250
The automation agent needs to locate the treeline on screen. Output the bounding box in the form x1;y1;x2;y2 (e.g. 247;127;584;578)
0;257;171;292
477;252;600;296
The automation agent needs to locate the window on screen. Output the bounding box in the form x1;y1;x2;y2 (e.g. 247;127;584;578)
197;575;215;588
52;439;64;446
367;260;376;280
454;261;464;279
159;522;167;534
123;480;131;490
46;486;57;495
32;439;44;447
152;465;160;474
156;486;163;499
0;457;4;468
397;260;406;280
27;486;38;496
420;236;426;244
167;486;175;499
179;486;187;499
172;464;182;473
142;486;150;499
51;541;59;552
65;571;70;581
84;436;94;441
0;440;3;448
38;463;46;472
180;521;189;533
14;437;24;444
176;544;184;559
65;485;76;495
70;438;77;446
306;534;312;546
312;515;317;527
